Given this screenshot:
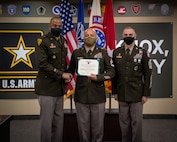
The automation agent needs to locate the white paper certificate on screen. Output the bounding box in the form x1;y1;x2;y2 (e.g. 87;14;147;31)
77;59;100;76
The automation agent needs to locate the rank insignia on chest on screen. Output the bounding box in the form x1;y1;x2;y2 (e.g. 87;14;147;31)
134;57;142;63
134;53;142;59
50;43;56;48
116;53;122;58
94;52;102;58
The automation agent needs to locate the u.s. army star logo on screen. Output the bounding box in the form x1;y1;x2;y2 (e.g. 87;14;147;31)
4;35;35;68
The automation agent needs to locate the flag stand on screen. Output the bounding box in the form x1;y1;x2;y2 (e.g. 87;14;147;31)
70;95;73;112
109;93;112;112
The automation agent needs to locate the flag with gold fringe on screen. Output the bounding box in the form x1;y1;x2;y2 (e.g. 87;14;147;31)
103;0;116;94
60;0;77;101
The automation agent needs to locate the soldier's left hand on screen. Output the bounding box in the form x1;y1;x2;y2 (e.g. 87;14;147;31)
88;74;97;81
142;96;148;104
62;73;73;82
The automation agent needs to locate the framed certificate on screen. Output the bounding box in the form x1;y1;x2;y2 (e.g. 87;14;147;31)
77;59;100;76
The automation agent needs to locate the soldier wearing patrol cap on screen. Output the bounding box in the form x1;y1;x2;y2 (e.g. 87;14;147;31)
35;17;72;142
68;28;115;142
112;26;152;142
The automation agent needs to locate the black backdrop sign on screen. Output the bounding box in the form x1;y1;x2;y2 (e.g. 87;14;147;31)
0;23;172;98
0;27;44;98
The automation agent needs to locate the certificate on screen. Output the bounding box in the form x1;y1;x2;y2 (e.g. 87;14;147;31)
77;59;100;76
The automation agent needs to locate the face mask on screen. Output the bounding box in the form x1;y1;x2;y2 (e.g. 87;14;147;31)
51;28;62;37
123;37;134;45
84;37;97;47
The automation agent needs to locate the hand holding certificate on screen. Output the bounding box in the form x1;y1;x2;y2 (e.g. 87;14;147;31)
77;59;100;76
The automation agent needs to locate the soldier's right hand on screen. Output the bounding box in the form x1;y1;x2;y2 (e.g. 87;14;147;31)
112;94;118;101
62;73;73;82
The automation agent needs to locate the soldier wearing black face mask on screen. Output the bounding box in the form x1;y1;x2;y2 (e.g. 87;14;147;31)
123;36;135;45
35;17;72;142
51;27;62;37
112;26;152;142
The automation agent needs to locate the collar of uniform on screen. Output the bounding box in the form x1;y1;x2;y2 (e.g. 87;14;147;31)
85;47;95;53
55;35;61;41
48;32;59;40
125;45;134;54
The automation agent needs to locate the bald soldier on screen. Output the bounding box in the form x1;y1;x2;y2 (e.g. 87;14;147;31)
68;28;115;142
112;26;152;142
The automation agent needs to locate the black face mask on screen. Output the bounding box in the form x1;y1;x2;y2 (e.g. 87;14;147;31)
51;28;62;37
123;37;134;45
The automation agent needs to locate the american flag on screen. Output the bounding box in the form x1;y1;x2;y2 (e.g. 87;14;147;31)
60;0;77;100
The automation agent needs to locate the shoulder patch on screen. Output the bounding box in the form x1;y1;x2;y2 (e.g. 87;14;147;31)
37;38;42;46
